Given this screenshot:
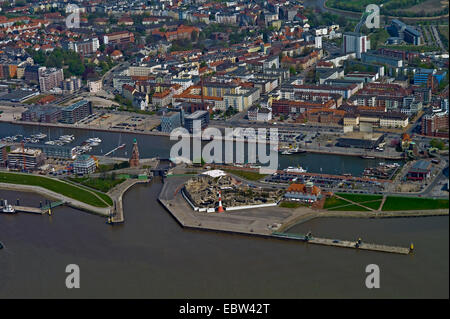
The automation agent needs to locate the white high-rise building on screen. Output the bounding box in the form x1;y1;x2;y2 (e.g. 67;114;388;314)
343;32;370;59
314;36;322;49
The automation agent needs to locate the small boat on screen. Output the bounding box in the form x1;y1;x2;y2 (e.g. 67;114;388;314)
343;173;352;177
284;166;307;173
281;150;293;155
87;137;102;143
34;133;47;139
360;155;375;159
1;201;16;214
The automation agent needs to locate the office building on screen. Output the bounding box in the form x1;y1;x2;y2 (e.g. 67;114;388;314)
184;110;210;133
61;100;93;124
7;147;45;170
388;19;421;45
73;155;97;175
161;111;183;133
342;32;370;59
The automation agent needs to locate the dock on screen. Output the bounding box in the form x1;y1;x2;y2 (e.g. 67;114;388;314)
1;201;65;215
13;206;44;214
272;232;411;255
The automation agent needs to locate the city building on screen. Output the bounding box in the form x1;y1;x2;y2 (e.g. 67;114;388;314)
61;100;93;124
88;79;102;93
0;143;7;167
161;111;182;133
421;110;449;137
342;32;370;59
73;155;97;175
361;52;403;68
7;147;45;170
103;31;135;45
64;38;100;55
284;182;322;203
184;110;210;133
407;160;432;181
38;67;64;92
21;106;61;123
336;132;385;149
35;144;76;159
62;76;82;93
388;19;421;45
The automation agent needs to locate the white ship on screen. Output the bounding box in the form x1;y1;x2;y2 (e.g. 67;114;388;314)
1;200;16;214
87;137;101;143
284;166;307;173
33;133;47;139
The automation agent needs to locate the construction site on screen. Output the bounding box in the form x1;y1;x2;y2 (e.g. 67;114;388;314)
183;172;283;212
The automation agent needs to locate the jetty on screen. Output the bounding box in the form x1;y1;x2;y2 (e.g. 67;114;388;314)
272;232;411;255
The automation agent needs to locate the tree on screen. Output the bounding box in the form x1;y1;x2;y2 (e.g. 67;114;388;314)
289;66;297;75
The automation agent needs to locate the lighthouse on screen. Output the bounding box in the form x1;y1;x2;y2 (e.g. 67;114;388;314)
217;190;224;213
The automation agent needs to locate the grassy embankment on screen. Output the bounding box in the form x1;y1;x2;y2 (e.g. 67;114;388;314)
68;176;125;193
0;172;112;208
223;169;268;181
324;193;449;211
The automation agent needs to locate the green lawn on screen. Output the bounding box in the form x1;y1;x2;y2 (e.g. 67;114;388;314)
382;196;449;211
359;200;383;210
328;204;371;211
68;176;125;193
223;169;268;181
0;172;112;208
336;193;383;203
323;196;351;209
279;201;303;208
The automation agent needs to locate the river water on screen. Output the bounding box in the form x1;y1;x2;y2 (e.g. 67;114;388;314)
0;123;402;176
0;181;448;298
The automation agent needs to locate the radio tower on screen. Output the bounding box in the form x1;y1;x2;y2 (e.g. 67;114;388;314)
217;190;224;213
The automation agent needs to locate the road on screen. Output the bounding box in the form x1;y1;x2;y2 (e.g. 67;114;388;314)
431;25;447;52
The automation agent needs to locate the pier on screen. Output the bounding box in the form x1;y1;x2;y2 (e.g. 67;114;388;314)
272;232;411;255
104;144;126;156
